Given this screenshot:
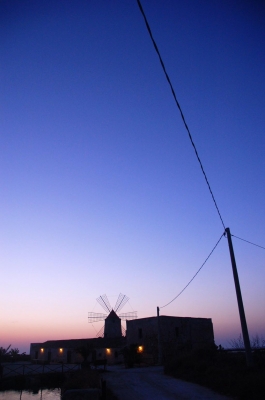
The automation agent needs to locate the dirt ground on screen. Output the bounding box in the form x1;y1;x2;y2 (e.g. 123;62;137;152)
101;365;233;400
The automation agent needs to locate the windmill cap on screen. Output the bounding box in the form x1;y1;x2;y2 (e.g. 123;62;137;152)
106;310;121;320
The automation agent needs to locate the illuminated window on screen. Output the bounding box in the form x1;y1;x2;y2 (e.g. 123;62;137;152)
106;348;111;354
137;346;143;353
40;348;44;353
59;348;63;353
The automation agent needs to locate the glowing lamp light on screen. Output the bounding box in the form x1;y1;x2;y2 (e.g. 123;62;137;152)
40;348;44;353
106;348;111;354
138;346;143;353
59;348;63;353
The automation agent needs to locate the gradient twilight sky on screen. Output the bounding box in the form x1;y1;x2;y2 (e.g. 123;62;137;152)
1;0;264;353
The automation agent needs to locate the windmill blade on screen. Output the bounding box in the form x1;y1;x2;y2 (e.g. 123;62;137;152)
121;325;126;337
114;293;129;313
96;325;104;338
119;311;137;321
97;294;111;313
88;312;107;323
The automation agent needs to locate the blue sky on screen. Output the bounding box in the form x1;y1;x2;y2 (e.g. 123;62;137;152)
1;0;264;353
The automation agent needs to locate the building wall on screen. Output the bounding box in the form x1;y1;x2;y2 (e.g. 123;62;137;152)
126;316;214;361
30;343;123;365
30;344;83;364
104;316;122;338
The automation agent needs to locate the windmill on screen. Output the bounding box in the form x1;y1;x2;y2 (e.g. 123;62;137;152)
88;293;137;338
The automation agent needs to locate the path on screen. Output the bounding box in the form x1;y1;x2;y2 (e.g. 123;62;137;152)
102;365;232;400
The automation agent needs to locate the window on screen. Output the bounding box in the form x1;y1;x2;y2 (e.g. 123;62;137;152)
138;328;143;339
175;327;179;338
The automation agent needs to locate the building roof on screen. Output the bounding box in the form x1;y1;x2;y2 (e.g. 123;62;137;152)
32;336;126;349
127;315;212;323
105;309;121;320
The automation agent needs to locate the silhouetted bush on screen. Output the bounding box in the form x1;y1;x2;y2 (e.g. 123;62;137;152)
0;345;29;363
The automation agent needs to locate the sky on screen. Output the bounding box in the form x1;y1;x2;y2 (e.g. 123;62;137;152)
1;0;264;353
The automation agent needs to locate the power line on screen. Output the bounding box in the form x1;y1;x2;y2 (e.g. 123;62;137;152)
136;0;225;230
160;232;225;309
231;234;265;250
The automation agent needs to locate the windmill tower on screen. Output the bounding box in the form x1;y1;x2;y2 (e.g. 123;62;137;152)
88;293;137;338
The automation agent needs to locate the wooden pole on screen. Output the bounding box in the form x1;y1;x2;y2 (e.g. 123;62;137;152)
157;306;162;365
225;227;253;367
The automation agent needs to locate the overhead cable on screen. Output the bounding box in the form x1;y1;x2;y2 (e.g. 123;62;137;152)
160;232;225;309
231;234;265;250
136;0;225;230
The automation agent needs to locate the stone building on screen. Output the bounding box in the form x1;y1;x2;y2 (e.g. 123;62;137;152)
30;336;125;365
30;309;126;365
126;315;215;363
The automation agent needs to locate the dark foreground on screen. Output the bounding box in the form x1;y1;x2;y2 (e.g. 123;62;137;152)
1;351;265;400
164;349;265;400
102;365;231;400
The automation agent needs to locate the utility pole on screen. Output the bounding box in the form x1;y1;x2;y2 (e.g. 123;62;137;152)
157;306;162;365
225;227;253;367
